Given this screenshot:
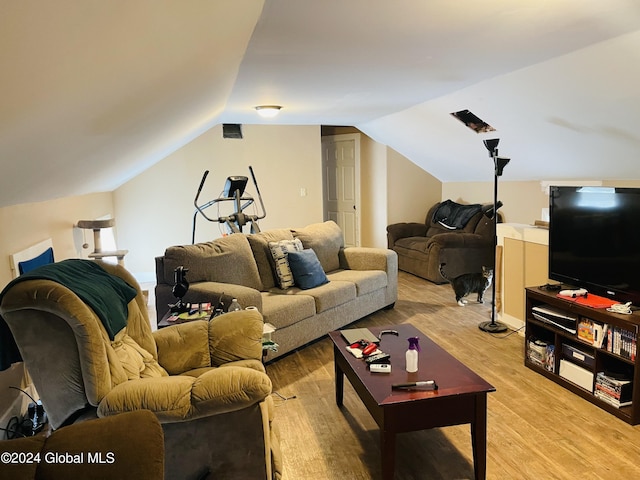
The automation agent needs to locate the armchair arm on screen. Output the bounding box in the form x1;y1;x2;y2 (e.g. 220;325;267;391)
153;310;264;373
208;309;264;366
153;321;210;375
386;222;428;248
426;232;491;249
97;367;272;421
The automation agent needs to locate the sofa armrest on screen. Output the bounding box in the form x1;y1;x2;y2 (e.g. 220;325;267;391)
340;247;397;273
155;281;263;323
386;222;428;248
155;256;167;285
187;282;263;311
339;247;398;306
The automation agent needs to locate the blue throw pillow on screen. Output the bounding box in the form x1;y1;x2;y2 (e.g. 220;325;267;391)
287;249;329;290
18;247;54;275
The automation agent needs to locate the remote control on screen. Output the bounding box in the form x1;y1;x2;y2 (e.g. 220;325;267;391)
559;288;588;298
365;352;391;364
370;363;391;373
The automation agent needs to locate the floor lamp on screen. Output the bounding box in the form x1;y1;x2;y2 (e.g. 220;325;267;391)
479;138;510;333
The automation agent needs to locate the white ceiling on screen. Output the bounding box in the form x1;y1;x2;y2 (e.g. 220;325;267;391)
2;0;640;208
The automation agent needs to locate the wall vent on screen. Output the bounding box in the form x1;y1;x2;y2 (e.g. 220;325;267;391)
222;124;243;139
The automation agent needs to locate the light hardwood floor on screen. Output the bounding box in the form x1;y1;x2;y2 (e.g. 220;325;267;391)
265;271;640;480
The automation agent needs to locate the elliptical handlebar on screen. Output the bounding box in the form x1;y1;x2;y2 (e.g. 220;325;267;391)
193;170;216;222
192;166;267;243
249;165;266;221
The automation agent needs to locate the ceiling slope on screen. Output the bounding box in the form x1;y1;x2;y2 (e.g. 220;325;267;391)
360;29;640;182
2;1;640;208
0;0;263;207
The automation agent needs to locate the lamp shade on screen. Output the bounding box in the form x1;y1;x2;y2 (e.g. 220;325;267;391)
495;157;510;176
483;138;499;156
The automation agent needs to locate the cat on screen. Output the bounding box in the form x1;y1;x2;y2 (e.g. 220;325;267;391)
439;263;493;307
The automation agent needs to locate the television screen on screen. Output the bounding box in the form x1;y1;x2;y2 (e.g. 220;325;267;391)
549;186;640;304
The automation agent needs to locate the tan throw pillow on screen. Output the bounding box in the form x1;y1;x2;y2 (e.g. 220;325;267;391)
268;239;304;289
292;221;344;272
247;229;295;290
111;329;168;380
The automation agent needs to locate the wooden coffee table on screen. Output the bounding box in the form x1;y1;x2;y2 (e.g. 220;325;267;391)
329;323;495;480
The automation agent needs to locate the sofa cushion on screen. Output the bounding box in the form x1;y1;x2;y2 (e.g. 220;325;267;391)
394;236;431;254
291;221;343;273
261;292;316;329
163;234;262;291
288;249;329;290
246;229;295;290
304;280;355;313
271;280;355;314
268;239;304;289
326;269;387;296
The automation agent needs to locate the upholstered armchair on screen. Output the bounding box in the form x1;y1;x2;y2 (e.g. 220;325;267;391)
0;410;164;479
387;200;499;284
0;260;281;480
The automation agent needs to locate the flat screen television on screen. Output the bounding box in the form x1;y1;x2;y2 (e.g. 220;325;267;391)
549;185;640;305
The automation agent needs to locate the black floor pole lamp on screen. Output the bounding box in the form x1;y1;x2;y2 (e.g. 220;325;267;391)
479;138;510;333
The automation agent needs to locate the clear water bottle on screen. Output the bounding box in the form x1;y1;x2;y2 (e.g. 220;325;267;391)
228;298;242;312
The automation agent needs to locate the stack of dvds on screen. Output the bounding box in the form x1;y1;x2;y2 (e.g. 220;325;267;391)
606;326;637;361
594;372;633;408
526;339;547;368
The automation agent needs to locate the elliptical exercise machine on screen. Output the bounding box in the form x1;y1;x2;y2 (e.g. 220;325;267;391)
191;166;266;244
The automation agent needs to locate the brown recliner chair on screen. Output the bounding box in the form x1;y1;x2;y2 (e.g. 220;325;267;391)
0;260;281;480
0;410;164;479
387;200;499;284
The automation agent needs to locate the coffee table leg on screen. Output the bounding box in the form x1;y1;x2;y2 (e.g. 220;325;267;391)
471;393;488;480
334;346;344;406
380;427;395;480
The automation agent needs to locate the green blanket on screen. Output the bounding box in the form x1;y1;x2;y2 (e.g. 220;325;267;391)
0;259;137;370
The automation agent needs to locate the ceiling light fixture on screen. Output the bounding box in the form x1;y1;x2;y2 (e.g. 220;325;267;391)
255;105;282;118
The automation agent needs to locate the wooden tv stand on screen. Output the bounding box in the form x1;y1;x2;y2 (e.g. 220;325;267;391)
525;287;639;425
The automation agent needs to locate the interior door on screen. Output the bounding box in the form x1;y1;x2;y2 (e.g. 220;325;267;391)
322;134;360;247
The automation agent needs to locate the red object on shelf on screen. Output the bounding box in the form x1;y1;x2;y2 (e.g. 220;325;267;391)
557;292;617;309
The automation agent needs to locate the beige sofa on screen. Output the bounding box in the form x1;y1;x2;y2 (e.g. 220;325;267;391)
155;221;398;361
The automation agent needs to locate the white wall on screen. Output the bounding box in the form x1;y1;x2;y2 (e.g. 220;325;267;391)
359;135;387;248
114;124;324;279
442;180;548;224
387;149;442;225
0;192;114;287
441;180;640;226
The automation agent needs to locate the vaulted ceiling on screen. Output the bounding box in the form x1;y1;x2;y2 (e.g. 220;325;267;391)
2;0;640;208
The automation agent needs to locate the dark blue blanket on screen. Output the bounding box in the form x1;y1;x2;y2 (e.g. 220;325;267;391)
0;259;137;371
432;200;482;229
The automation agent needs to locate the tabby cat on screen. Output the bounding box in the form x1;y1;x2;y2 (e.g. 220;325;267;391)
439;263;493;307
